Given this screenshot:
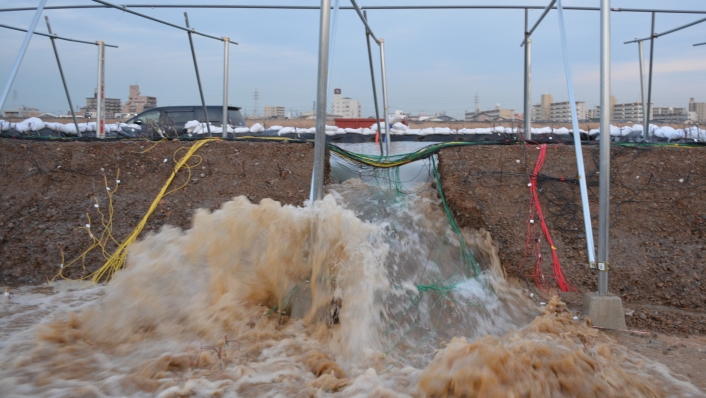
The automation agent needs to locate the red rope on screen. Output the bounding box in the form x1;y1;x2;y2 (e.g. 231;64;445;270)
519;144;577;293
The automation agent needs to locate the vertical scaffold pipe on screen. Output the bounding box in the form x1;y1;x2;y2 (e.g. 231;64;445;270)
523;8;532;140
364;10;383;156
96;41;106;139
638;41;648;141
185;12;211;137
222;37;230;138
379;39;391;155
645;12;656;143
45;16;81;138
597;0;611;295
311;0;331;202
0;0;48;111
556;0;596;269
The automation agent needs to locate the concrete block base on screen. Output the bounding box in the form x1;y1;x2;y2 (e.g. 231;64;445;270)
582;292;627;330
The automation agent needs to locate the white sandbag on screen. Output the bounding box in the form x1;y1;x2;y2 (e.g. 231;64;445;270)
184;120;200;134
434;127;452;134
533;127;552;134
278;127;296;135
269;125;283;131
361;128;376;135
555;127;570;135
345;128;362;134
419;128;435;135
249;123;264;133
24;117;46;131
14;121;30;133
234;127;250;134
370;122;387;131
392;122;408;131
325;125;338;131
0;120;10;131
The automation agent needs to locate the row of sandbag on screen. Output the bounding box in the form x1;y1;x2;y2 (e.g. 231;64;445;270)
0;117;140;136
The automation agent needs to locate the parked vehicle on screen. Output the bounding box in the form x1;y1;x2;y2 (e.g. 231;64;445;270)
124;106;245;137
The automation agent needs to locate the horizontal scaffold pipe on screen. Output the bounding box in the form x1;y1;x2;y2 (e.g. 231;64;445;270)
91;0;238;45
2;4;706;14
625;15;706;43
0;23;118;47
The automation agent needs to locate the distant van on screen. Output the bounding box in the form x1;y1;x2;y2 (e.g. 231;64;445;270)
125;106;245;136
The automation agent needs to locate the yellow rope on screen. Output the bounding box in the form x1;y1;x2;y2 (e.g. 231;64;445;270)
87;138;217;282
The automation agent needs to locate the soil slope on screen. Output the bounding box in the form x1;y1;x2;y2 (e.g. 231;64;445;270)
0;140;324;285
439;144;706;336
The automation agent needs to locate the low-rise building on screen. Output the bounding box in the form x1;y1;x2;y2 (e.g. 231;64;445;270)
466;105;515;121
331;89;361;118
652;107;688;124
83;88;121;118
121;85;157;114
2;106;41;118
264;106;285;118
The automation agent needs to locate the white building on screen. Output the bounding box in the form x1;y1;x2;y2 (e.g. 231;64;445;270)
331;89;361;118
689;98;706;123
264;106;285;118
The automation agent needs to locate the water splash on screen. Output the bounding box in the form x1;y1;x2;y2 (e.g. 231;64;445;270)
0;183;700;397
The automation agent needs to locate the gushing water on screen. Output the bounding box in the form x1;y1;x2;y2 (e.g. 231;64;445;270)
0;181;700;397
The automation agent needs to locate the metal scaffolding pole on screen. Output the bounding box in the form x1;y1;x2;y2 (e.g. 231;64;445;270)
638;41;648;141
364;10;384;156
523;8;532;140
91;0;237;44
222;37;230;138
597;0;611;295
556;0;595;270
4;4;706;13
379;39;391;155
45;16;81;137
311;0;331;201
185;12;211;137
0;0;48;112
96;41;106;139
645;12;656;142
521;0;556;46
694;42;706;46
0;23;118;47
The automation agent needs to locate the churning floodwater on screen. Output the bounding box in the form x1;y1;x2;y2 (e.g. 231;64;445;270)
0;143;702;397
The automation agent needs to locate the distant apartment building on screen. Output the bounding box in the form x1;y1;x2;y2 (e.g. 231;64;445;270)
2;106;41;118
613;102;653;122
83;88;121;118
689;98;706;123
652;107;688;124
331;88;361;118
465;104;515;121
548;101;587;122
264;106;285;118
121;85;157;114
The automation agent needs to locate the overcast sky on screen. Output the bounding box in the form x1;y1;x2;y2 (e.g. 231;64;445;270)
1;0;705;119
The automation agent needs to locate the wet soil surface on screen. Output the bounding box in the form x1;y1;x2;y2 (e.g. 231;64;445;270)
0;139;324;285
439;144;706;336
